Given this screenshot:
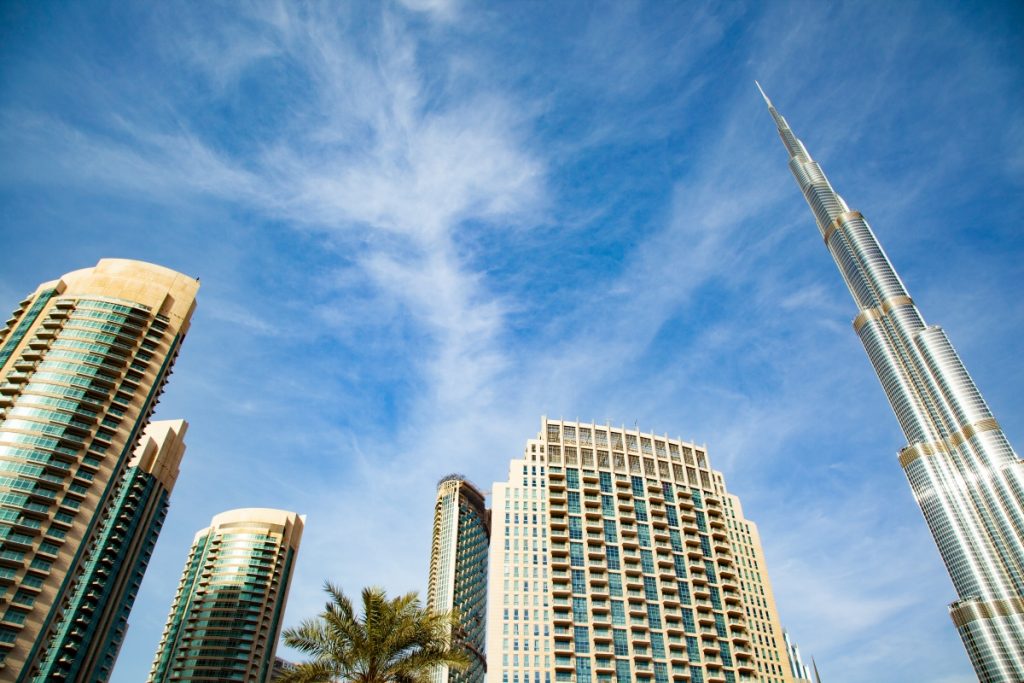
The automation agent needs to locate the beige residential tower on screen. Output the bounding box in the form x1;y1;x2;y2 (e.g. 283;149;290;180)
486;418;797;683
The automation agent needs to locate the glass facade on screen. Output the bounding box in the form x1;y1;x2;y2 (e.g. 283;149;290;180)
762;85;1024;682
33;421;187;682
429;475;490;683
0;260;198;680
148;508;305;683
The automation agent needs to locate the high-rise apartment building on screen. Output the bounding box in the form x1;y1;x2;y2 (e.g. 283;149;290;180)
33;419;188;682
0;259;198;680
760;85;1024;682
148;507;305;683
429;475;490;683
486;418;797;683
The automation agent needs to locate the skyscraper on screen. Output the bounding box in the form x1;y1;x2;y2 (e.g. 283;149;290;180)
781;630;811;683
148;508;305;683
33;419;188;682
760;84;1024;681
0;259;198;680
428;475;490;683
486;418;798;683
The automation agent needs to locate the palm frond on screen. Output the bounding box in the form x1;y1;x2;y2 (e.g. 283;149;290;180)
282;582;472;683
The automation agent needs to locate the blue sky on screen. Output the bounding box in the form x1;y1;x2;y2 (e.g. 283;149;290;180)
1;1;1022;681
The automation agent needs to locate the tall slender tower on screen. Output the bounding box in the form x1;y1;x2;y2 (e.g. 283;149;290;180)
486;418;798;683
148;508;305;683
0;259;198;680
760;85;1024;681
32;419;188;682
428;475;490;683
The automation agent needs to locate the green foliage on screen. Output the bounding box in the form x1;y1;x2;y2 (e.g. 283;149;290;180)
278;583;471;683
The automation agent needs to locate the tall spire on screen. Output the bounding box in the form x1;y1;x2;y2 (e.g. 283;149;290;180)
762;87;1024;683
756;82;816;165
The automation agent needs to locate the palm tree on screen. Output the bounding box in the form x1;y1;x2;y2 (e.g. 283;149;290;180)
277;583;471;683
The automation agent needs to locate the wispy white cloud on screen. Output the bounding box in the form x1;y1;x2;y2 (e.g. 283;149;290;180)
2;2;1021;682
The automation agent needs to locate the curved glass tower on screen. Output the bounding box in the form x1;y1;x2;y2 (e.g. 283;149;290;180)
0;259;198;680
759;84;1024;681
148;508;305;683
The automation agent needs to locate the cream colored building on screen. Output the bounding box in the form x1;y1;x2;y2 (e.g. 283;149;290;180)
149;508;305;683
0;259;198;680
486;418;798;683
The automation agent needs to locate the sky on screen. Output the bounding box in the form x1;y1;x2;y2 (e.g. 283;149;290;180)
1;1;1022;681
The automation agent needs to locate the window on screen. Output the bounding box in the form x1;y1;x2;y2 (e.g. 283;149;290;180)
651;633;666;658
608;573;622;597
3;610;26;625
576;658;592;683
686;637;701;662
575;626;590;653
611;601;625;625
572;569;587;594
29;558;52;572
38;542;59;556
573;598;589;623
631;476;645;497
682;608;695;632
641;550;655;574
673;556;687;578
606;547;620;570
613;629;629;656
634;500;648;522
719;641;732;666
571;542;585;567
570;517;583;540
714;614;727;637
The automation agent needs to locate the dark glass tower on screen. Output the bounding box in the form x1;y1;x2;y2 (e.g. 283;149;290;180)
428;475;489;683
760;84;1024;682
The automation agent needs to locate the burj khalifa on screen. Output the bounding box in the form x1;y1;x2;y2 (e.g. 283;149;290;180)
759;84;1024;682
